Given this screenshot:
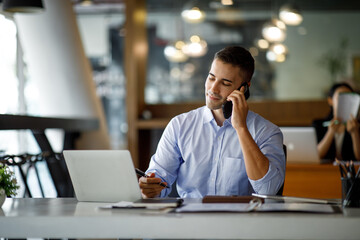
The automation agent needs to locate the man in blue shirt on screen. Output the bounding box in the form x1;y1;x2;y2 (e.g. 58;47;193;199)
139;46;285;198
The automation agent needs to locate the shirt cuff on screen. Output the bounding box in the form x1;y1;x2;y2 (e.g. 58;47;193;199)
248;163;279;194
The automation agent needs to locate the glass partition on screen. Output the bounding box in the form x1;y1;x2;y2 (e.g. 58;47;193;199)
144;0;360;103
76;12;127;149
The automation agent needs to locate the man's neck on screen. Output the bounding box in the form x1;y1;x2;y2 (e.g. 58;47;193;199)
212;109;226;127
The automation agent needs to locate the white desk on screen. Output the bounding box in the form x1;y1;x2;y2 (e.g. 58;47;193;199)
0;198;360;239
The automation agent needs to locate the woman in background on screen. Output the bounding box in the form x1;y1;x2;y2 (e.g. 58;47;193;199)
313;83;360;161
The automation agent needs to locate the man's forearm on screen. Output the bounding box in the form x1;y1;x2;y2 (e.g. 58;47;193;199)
236;127;269;180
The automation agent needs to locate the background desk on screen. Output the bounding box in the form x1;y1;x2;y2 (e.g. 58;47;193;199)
284;163;341;199
1;198;360;239
0;114;99;197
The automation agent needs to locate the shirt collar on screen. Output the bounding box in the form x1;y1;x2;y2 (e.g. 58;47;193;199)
202;106;233;126
203;106;214;124
224;117;232;126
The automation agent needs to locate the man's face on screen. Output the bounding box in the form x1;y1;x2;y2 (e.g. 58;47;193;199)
205;58;243;110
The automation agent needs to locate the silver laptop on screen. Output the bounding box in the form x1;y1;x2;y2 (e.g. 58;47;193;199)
280;127;320;163
63;150;142;202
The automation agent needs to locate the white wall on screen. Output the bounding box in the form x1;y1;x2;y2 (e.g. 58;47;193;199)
15;0;110;149
77;14;124;57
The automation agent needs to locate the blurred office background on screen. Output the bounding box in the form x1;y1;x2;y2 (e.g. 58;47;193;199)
0;0;359;197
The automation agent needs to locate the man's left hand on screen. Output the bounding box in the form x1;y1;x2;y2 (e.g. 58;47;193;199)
227;85;248;130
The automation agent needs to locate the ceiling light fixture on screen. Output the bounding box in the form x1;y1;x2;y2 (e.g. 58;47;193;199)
181;7;206;23
266;43;288;62
255;38;270;50
2;0;44;13
262;18;286;42
164;41;189;63
80;0;93;7
221;0;233;6
279;4;303;26
182;35;208;58
270;43;288;55
266;50;286;62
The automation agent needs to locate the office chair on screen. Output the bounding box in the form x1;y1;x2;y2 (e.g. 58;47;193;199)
276;144;287;196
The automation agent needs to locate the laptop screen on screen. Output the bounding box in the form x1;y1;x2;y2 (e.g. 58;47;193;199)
63;150;142;202
280;127;320;164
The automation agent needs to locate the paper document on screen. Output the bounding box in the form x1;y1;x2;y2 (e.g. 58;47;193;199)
337;93;360;123
100;198;183;209
100;201;143;209
132;198;183;208
176;203;336;213
252;193;341;205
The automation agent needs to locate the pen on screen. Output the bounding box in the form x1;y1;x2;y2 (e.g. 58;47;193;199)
135;168;170;188
322;120;339;127
335;159;345;177
350;161;356;179
345;162;353;179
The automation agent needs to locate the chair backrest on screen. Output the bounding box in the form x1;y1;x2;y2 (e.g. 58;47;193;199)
276;144;287;196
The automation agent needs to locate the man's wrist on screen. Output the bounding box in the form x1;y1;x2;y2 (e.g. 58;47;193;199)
235;125;248;133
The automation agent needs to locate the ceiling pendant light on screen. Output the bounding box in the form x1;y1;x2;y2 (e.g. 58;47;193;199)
270;43;288;55
221;0;233;6
262;18;286;43
182;35;208;58
181;7;206;24
2;0;44;13
279;4;303;26
266;43;288;62
164;41;189;63
255;38;270;50
266;51;286;62
80;0;94;7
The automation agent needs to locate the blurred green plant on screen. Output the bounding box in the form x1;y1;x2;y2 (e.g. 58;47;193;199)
0;163;19;197
318;38;349;83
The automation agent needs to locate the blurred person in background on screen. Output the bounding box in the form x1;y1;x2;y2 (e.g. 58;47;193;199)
313;82;360;161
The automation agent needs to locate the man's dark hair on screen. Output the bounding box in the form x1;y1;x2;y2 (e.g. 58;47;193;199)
214;46;255;83
327;82;354;98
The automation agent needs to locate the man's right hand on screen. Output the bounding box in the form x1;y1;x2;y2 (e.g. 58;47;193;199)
138;172;167;198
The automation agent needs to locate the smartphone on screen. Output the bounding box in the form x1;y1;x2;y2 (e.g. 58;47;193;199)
222;82;250;119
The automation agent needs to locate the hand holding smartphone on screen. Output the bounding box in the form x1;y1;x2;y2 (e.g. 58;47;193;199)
222;82;250;119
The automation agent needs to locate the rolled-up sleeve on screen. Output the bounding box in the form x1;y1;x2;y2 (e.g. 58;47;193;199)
249;129;286;195
146;118;182;197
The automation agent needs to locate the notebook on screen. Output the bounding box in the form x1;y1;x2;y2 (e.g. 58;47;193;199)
63;150;142;202
280;127;320;163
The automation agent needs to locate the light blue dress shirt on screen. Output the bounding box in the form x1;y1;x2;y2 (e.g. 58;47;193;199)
147;106;285;198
